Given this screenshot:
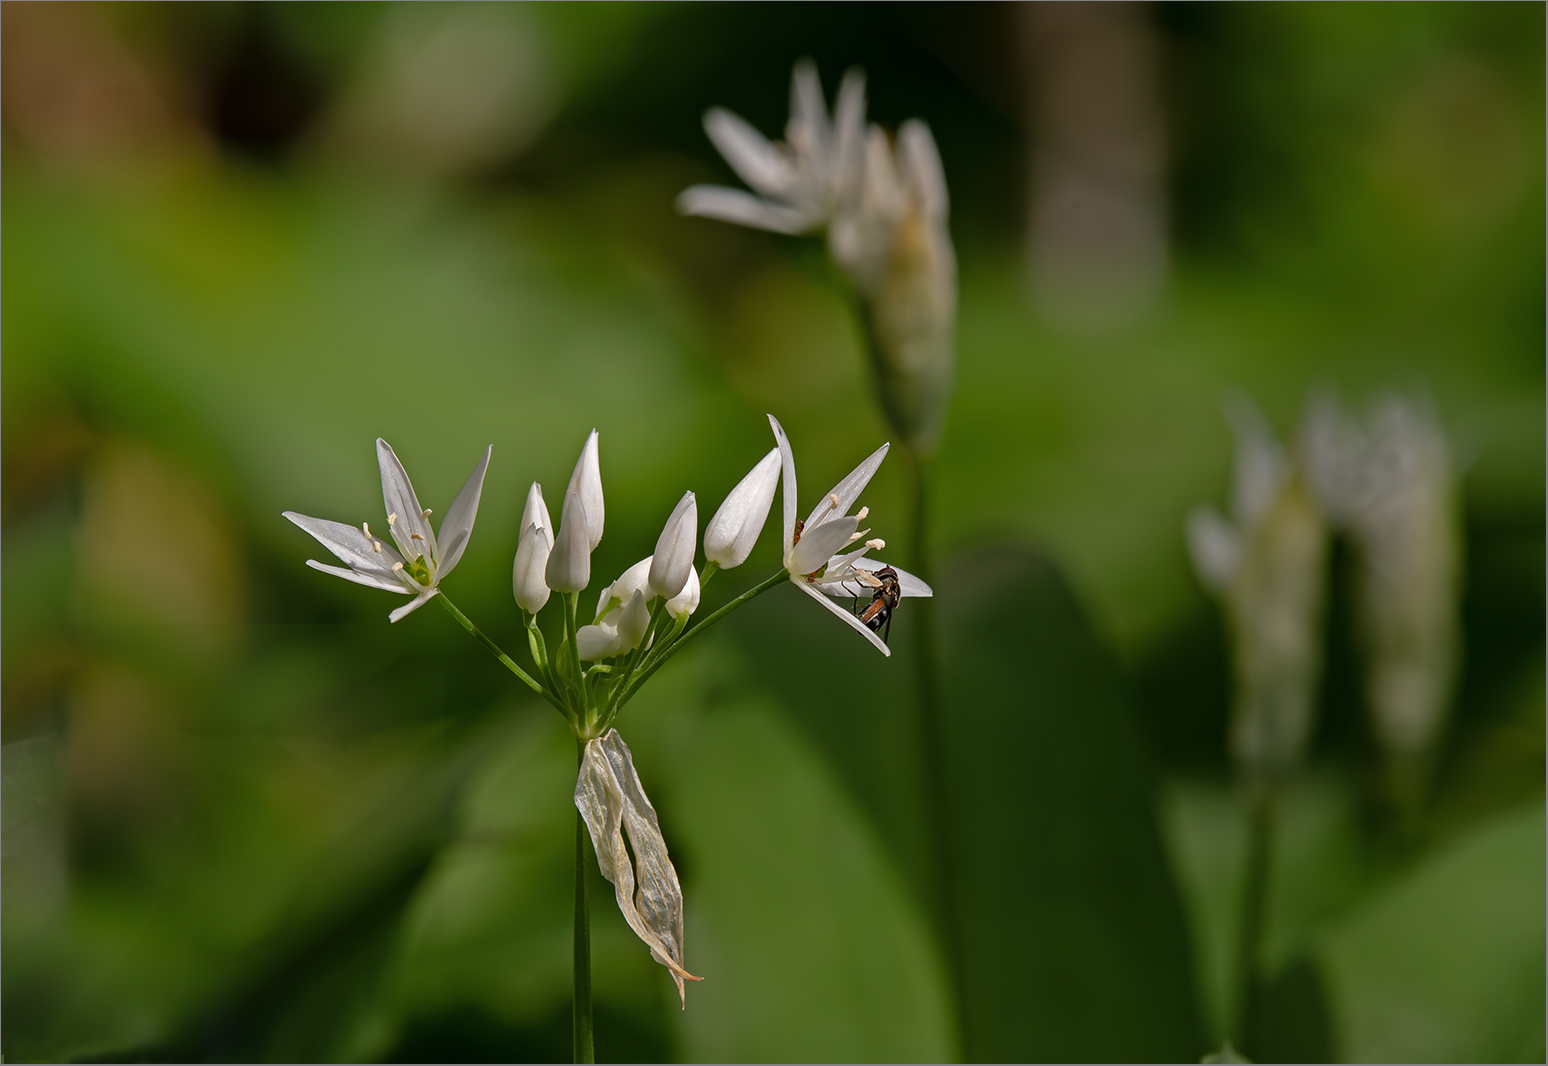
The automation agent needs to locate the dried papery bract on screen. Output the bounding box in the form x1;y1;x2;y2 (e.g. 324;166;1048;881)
574;729;700;1008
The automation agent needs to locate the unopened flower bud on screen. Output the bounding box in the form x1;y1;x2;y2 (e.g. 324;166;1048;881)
705;448;781;568
649;491;697;600
617;589;650;651
566;429;605;550
513;483;554;612
546;488;592;593
577;623;622;661
666;565;700;620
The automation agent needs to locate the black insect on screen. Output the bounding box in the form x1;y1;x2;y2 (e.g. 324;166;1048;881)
852;566;901;644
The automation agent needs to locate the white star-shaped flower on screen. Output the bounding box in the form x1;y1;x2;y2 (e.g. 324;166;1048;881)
767;415;930;655
284;439;490;623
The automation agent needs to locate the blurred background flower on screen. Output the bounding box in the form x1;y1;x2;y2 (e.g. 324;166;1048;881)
2;3;1541;1063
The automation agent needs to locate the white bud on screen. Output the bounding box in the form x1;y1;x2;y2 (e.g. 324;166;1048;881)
597;556;653;621
566;429;605;550
704;448;781;568
577;623;623;661
617;589;650;652
546;488;592;593
513;520;552;613
666;565;700;620
649;491;697;600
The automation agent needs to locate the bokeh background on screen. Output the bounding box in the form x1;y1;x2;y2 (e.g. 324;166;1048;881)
3;2;1542;1062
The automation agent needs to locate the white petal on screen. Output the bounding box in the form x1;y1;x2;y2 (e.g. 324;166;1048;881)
546;488;592;593
649;491;698;600
898;119;949;221
577;623;623;661
599;555;654;620
1187;506;1240;592
675;186;810;234
1223;396;1285;527
513;521;552;613
566;430;605;551
305;559;411;594
791;576;891;656
284;511;404;573
768;414;798;558
848;557;933;598
704;106;796;197
575;731;700;1007
521;483;555;551
789;514;859;575
389;589;438;624
617;589;651;651
704;448;781;569
808;441;889;530
666;565;700;619
436;444;491;577
832;67;868;193
789;58;830;158
377;439;437;563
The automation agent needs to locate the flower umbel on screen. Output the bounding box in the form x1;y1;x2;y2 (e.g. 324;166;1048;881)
284;438;491;623
768;414;931;655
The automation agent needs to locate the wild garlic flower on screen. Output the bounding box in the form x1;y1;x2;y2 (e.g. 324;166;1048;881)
546;432;605;595
575;729;700;1007
1307;395;1461;760
284;439;491;623
831;120;957;455
648;491;698;600
1188;400;1329;781
703;447;781;569
676;59;866;237
768;414;931;656
512;482;554;613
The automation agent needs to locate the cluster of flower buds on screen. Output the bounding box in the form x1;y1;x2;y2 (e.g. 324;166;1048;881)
1188;398;1330;783
678;60;957;456
1307;394;1461;766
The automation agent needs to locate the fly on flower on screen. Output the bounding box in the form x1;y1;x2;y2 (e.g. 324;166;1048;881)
850;564;902;643
284;439;491;623
768;414;930;655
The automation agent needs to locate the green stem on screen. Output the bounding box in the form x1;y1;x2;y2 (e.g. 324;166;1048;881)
573;739;595;1064
901;446;967;1047
439;596;571;721
563;593;592;732
1234;783;1278;1053
615;569;787;712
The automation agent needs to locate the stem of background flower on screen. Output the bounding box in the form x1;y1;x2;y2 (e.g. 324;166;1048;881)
440;595;572;722
1234;782;1278;1055
901;444;969;1043
526;614;559;694
573;738;596;1065
614;569;787;712
563;593;592;732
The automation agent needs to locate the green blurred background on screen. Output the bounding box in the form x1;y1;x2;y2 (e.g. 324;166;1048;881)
2;2;1542;1062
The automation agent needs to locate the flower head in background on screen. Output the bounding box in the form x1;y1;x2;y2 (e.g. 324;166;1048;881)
285;439;491;623
1188;398;1328;782
676;59;866;237
1307;394;1461;765
768;414;931;656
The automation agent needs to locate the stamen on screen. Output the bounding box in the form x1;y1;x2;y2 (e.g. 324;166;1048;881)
362;521;372;537
392;562;404;571
828;493;839;511
866;538;885;550
422;508;432;518
388;513;398;526
847;531;863;544
372;541;383;553
855;506;869;522
411;532;424;541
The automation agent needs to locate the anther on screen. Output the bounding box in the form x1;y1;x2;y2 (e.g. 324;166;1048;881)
392;562;404;572
866;538;885;550
828;493;839;510
422;508;432;518
388;513;398;526
372;541;382;553
855;506;869;522
411;532;424;541
362;521;372;537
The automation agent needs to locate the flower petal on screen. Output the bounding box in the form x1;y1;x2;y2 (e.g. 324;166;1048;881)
703;106;797;197
577;623;623;661
521;482;555;551
898;119;948;221
575;730;700;1007
388;589;438;623
649;491;697;600
846;557;933;598
675;186;810;234
546;488;592;593
788;58;830;159
284;511;404;574
566;430;605;551
704;447;781;569
436;444;491;577
808;441;889;529
666;564;700;619
1187;505;1240;593
791;575;891;656
377;439;437;563
305;559;411;594
768;414;798;557
789;514;859;575
513;521;552;613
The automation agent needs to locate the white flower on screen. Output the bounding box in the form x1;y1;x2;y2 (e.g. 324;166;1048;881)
648;491;697;600
577;588;650;662
567;429;605;551
512;482;554;613
574;729;700;1008
676;59;866;237
285;439;491;623
596;556;653;621
768;414;931;656
666;565;700;620
830;120;957;454
546;487;592;594
1187;398;1329;778
704;447;781;569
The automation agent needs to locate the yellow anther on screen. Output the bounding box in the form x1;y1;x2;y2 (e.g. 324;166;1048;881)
362;521;372;537
411;532;424;541
388;513;398;526
866;538;886;550
855;506;869;522
422;508;432;518
392;561;404;572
